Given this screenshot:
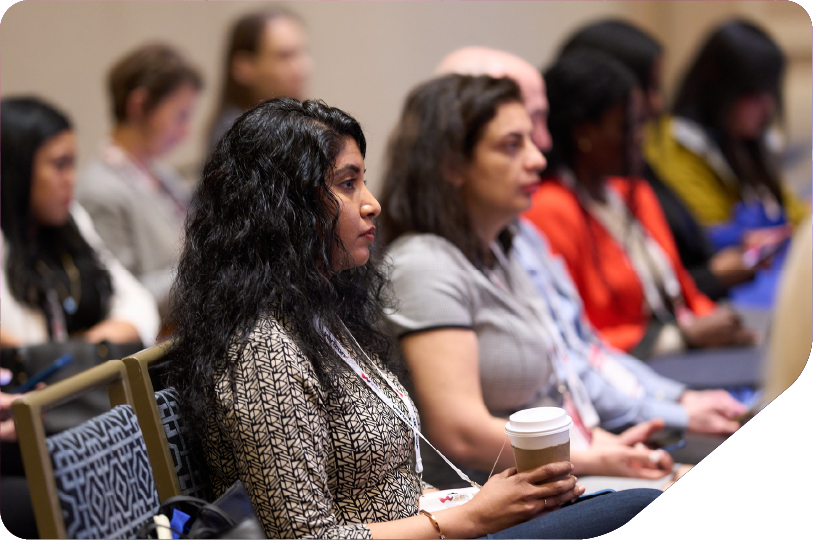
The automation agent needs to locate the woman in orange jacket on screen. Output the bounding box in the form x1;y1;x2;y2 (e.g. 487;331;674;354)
524;50;755;358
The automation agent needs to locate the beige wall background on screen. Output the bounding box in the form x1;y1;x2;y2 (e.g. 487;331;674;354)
1;1;810;196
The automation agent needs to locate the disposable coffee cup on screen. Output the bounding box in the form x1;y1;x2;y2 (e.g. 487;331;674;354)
504;407;572;474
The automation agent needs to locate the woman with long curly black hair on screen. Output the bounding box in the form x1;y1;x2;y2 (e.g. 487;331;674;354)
164;97;659;539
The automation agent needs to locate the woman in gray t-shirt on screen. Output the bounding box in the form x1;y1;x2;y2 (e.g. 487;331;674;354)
381;74;675;489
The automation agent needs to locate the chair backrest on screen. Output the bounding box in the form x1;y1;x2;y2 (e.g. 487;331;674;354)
12;359;160;539
123;340;212;502
46;404;160;539
122;341;181;501
154;387;213;501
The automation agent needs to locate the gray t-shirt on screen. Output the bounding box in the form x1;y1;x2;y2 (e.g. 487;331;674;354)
386;233;559;487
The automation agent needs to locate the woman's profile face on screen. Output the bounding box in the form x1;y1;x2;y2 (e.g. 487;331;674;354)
30;129;76;227
141;82;199;158
459;101;546;224
232;17;312;103
329;137;381;271
576;87;645;179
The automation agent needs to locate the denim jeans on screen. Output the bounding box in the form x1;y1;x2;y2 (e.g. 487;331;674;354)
484;488;661;539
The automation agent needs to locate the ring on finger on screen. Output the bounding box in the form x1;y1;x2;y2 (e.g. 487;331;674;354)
543;498;548;509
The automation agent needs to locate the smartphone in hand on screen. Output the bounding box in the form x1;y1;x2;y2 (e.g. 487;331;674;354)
9;353;74;394
646;428;686;453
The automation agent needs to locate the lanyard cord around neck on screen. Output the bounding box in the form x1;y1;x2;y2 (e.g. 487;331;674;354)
558;168;687;323
315;317;482;489
489;244;599;442
513;231;595;357
582;184;687;324
604;189;687;320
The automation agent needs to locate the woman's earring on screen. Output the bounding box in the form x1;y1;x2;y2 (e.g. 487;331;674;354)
578;138;592;153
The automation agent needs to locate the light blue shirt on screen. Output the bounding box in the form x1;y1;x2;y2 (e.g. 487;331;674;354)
513;219;689;431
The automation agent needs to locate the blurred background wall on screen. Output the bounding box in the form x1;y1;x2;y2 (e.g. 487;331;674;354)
1;1;809;196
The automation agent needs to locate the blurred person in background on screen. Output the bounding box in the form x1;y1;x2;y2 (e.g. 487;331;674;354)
436;46;746;441
1;97;159;538
382;74;682;492
1;97;159;348
560;19;757;301
645;20;809;270
435;46;551;152
524;51;755;359
206;8;311;152
76;43;202;321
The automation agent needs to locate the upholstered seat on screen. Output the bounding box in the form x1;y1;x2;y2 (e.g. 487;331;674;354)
46;404;161;539
154;387;213;500
13;359;160;538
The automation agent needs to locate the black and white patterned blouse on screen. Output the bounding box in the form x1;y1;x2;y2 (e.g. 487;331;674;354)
202;312;423;539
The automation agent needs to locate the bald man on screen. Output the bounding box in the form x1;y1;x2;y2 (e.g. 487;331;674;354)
434;46;747;447
435;46;551;152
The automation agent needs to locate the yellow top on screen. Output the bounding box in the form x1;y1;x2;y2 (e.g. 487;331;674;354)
643;116;809;227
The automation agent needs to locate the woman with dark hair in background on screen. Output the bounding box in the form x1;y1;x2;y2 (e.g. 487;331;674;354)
645;19;808;261
1;97;158;349
560;19;758;301
76;43;202;320
206;8;311;152
164;97;659;539
1;96;159;538
560;19;666;119
524;51;755;359
381;73;688;495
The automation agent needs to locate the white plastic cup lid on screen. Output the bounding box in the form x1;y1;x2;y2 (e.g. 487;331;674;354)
504;407;572;438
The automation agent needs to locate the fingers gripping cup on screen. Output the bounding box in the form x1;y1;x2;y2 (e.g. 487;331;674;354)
505;407;572;475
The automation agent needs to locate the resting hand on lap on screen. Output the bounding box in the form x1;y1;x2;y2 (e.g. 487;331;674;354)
680;306;757;348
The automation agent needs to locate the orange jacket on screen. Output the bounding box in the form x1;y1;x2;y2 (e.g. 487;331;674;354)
524;175;716;353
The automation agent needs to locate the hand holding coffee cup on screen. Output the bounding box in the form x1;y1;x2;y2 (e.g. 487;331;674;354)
505;407;572;480
463;462;584;535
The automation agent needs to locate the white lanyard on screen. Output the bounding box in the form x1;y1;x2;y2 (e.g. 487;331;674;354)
315;318;482;489
489;245;600;438
588;186;689;324
514;231;645;398
523;243;590;357
535;261;644;398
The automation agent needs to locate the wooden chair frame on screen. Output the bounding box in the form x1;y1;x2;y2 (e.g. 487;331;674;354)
122;340;181;501
12;360;135;539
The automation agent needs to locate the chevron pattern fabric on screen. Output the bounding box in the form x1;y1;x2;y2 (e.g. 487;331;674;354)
202;312;422;539
46;404;160;539
155;387;213;500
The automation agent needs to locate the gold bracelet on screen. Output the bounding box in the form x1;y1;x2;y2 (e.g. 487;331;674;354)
419;509;445;539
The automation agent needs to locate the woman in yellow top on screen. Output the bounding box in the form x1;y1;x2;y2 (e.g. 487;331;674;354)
645;19;808;250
